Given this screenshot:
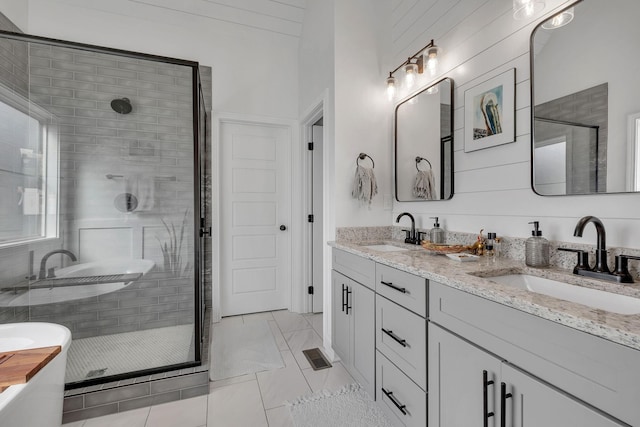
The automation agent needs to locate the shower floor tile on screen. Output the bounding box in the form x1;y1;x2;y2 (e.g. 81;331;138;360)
66;325;194;383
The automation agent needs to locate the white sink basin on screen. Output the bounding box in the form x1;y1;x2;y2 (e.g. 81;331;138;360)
488;274;640;315
361;244;409;252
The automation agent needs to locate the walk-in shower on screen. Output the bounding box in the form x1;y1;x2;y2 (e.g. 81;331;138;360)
0;29;209;389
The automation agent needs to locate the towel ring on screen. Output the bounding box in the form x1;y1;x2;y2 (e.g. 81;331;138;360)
415;156;432;171
356;153;375;168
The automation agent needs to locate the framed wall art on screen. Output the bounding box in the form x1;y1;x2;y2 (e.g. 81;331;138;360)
464;68;515;152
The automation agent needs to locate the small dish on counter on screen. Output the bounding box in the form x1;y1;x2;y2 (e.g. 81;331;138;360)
445;253;479;262
421;241;470;254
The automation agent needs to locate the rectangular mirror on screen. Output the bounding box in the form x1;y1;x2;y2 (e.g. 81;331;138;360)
531;0;640;195
395;77;454;201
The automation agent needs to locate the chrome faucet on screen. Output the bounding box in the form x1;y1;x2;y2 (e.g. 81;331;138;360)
396;212;421;245
38;249;77;280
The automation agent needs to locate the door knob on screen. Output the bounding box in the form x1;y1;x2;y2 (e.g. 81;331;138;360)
280;225;287;231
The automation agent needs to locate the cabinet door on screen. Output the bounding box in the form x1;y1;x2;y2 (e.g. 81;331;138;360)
501;364;626;427
331;270;350;363
429;323;501;427
351;281;375;398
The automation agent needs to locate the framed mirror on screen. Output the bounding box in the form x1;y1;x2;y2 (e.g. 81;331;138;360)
531;0;640;195
395;77;454;201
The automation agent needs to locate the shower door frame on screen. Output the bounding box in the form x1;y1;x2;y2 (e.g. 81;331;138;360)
0;29;206;388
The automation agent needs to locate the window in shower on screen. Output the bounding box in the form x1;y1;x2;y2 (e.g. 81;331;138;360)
0;85;59;247
0;31;206;388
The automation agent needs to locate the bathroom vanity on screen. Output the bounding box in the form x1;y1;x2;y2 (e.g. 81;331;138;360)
329;241;640;427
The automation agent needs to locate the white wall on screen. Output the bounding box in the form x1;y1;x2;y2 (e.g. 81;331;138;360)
25;0;299;119
334;0;393;227
386;0;640;249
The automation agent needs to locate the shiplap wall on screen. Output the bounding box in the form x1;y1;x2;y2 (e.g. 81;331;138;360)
388;0;640;249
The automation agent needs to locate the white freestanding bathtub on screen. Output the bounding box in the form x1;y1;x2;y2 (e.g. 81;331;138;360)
0;323;72;427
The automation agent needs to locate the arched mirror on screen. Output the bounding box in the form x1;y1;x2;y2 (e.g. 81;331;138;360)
395;77;454;201
531;0;640;195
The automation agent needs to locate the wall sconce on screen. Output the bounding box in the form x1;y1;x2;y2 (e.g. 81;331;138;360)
513;0;545;20
541;7;574;29
385;39;440;101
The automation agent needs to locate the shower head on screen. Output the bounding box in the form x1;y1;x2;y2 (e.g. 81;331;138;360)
111;97;132;114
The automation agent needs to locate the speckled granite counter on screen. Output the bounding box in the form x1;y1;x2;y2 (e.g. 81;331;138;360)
329;239;640;351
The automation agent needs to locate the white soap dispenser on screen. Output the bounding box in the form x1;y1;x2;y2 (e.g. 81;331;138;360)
429;217;445;244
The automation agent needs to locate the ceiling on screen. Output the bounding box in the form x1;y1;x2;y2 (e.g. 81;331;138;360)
131;0;308;37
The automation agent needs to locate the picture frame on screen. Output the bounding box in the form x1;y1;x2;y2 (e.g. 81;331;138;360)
464;68;515;152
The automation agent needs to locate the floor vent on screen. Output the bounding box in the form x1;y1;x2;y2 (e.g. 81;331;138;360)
86;368;108;378
302;348;332;371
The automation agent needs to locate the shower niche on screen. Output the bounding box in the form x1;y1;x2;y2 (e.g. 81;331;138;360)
0;29;209;389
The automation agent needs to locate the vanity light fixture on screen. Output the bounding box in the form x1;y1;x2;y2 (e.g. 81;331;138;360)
513;0;545;20
541;7;574;29
385;39;440;101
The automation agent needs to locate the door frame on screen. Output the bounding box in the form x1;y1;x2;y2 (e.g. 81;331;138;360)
299;90;335;360
212;112;300;322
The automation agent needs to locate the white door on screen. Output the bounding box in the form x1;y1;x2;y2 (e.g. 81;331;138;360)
311;123;324;313
220;120;291;316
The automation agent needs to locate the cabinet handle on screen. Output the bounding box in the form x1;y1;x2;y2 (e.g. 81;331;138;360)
381;387;407;415
381;328;407;347
500;382;512;427
483;370;495;427
346;288;352;315
341;284;346;312
380;280;407;294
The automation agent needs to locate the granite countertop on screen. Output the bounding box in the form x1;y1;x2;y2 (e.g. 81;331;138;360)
329;239;640;351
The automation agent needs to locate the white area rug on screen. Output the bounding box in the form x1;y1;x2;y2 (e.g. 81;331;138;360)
288;384;393;427
210;319;284;381
66;325;194;383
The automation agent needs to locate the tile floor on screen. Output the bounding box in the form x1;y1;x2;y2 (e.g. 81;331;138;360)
63;311;356;427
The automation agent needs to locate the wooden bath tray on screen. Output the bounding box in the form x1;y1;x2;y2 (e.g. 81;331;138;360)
0;346;61;392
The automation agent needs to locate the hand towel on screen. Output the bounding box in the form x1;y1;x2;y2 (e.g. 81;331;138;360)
351;165;378;207
413;169;437;200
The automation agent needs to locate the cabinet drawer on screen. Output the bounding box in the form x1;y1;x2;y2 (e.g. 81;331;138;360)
376;295;427;390
376;351;427;427
430;281;640;427
333;249;375;290
375;264;427;317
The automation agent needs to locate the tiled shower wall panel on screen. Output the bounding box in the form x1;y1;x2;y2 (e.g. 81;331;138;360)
24;42;211;336
0;17;212;329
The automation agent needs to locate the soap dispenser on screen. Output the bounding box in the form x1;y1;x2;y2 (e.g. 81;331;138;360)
429;217;445;244
525;221;549;267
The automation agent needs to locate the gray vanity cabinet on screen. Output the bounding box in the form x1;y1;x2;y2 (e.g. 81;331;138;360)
428;324;501;427
429;281;634;426
429;324;623;427
331;250;376;398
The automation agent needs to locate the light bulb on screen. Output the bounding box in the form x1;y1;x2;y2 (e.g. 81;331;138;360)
386;75;396;101
405;62;418;89
425;46;440;76
513;0;545;20
541;7;574;29
426;85;439;95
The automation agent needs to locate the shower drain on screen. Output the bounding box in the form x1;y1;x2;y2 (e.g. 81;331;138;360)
86;368;108;378
302;348;332;371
